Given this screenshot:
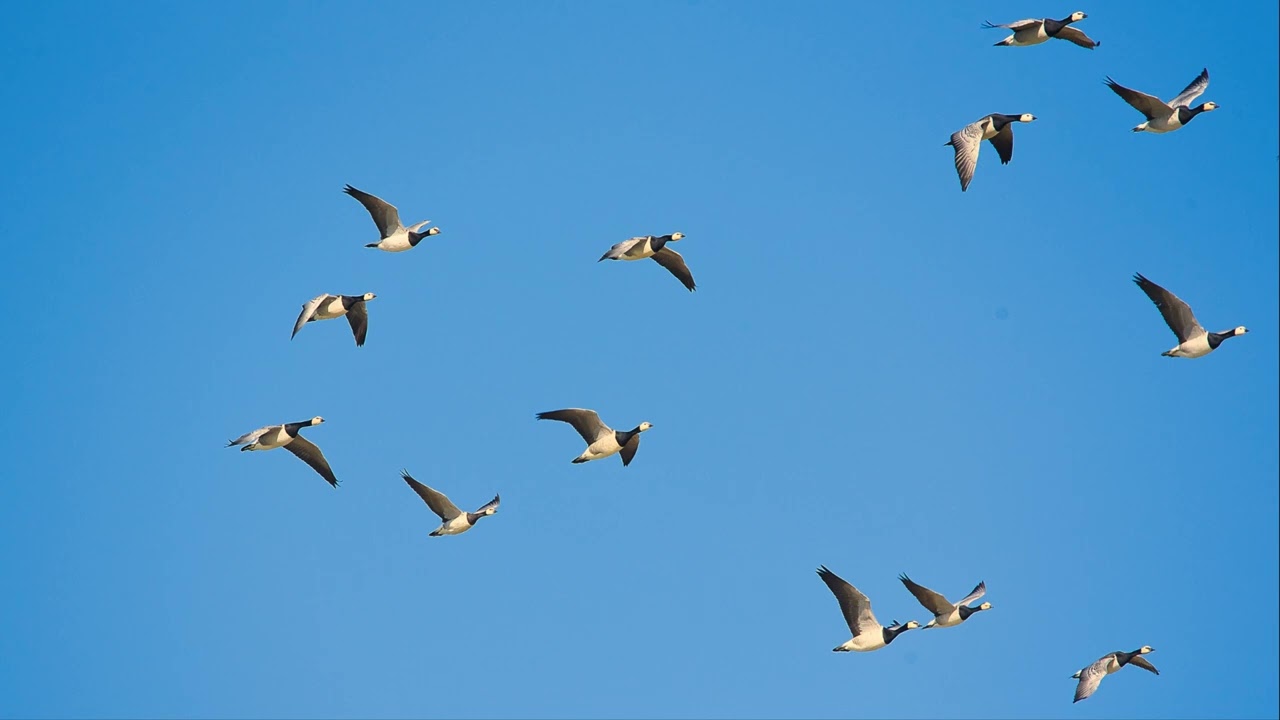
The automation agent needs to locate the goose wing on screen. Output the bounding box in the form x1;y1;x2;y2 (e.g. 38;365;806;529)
988;124;1015;165
291;295;329;340
343;185;403;239
898;574;955;615
947;120;985;192
345;301;369;347
955;580;987;607
1133;273;1205;343
400;471;462;521
1104;78;1173;120
473;494;501;515
817;566;878;636
651;247;697;291
1129;655;1160;675
1168;68;1209;109
1073;656;1111;702
284;435;339;487
982;18;1041;30
537;408;611;444
1054;25;1100;49
599;236;645;261
226;425;275;447
620;434;641;466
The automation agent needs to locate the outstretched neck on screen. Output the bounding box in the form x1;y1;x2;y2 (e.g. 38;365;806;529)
882;624;911;644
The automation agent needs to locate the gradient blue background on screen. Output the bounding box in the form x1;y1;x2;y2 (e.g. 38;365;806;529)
2;1;1276;718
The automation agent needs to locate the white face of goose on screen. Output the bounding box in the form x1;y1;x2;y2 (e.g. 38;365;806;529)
1138;645;1154;654
310;416;325;426
1070;11;1087;21
1202;102;1220;112
978;602;993;610
1019;114;1037;123
426;227;442;235
670;232;685;241
638;422;653;432
363;292;377;301
904;620;921;629
1234;325;1248;335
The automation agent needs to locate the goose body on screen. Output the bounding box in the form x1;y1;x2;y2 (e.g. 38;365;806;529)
984;11;1099;49
899;575;991;629
536;408;653;466
598;233;696;291
1072;646;1159;702
1133;273;1247;358
344;184;441;252
816;566;920;652
400;470;499;537
1105;69;1218;133
226;416;339;487
291;293;376;346
945;113;1037;192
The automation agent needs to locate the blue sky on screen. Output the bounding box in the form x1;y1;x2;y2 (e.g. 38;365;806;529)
1;1;1276;718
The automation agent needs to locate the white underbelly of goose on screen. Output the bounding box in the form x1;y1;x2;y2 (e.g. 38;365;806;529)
379;230;412;251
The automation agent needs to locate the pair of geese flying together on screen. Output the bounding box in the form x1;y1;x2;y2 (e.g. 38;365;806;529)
225;408;654;489
816;567;990;652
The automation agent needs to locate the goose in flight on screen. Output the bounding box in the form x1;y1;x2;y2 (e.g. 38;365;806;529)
598;233;696;291
343;184;441;252
816;566;920;652
945;114;1037;192
983;11;1099;49
226;417;338;487
1133;273;1247;358
536;408;653;466
898;575;991;629
291;293;376;347
1105;69;1218;133
400;470;499;536
1071;646;1158;703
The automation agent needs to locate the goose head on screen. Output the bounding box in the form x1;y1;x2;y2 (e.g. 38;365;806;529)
669;232;685;241
1200;102;1220;112
1138;645;1154;654
309;416;325;426
1233;325;1248;335
425;227;442;236
1019;113;1037;123
362;292;377;301
637;422;654;432
1068;11;1087;22
977;602;993;611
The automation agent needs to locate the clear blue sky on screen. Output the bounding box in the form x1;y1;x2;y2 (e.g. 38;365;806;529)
2;1;1276;718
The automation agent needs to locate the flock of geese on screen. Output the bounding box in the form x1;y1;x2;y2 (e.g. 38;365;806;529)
222;10;1250;708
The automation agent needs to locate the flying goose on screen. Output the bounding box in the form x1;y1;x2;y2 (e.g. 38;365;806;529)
898;575;991;629
598;233;696;291
1133;273;1247;358
291;293;376;346
816;566;920;652
1071;646;1158;703
945;114;1037;192
536;408;653;466
226;416;338;487
343;184;441;252
400;470;499;536
1105;68;1218;133
983;11;1099;49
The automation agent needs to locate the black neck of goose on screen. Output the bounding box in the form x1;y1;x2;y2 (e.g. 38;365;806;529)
466;512;485;525
958;605;984;620
283;422;310;436
342;295;361;309
615;429;637;446
1057;15;1076;25
1179;105;1205;123
882;624;910;644
1207;330;1235;348
990;114;1015;130
650;235;670;252
1115;649;1140;666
